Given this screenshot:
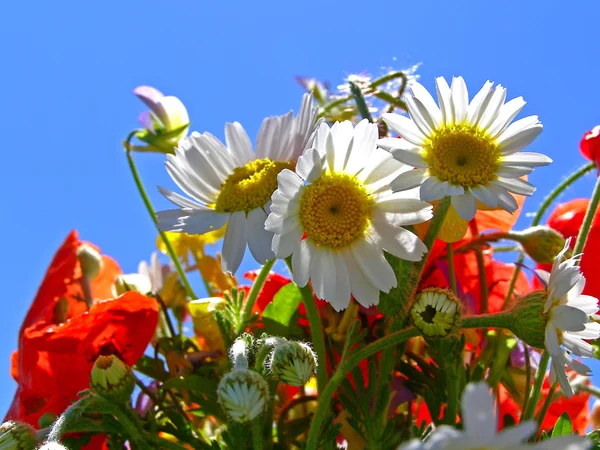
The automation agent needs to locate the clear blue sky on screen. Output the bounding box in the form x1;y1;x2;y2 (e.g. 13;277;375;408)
1;1;598;415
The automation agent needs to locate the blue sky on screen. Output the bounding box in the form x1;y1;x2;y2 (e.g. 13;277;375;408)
1;0;599;416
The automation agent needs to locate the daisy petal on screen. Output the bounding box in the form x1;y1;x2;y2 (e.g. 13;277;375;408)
221;211;248;274
451;192;477;220
225;122;254;166
382;113;426;146
390;169;428;192
246;207;275;264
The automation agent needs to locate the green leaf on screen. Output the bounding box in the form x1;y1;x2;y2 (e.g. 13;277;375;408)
134;355;168;381
551;412;573;437
262;283;302;336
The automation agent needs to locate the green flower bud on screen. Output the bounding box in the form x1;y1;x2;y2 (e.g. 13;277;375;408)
411;288;461;337
511;226;567;264
505;291;548;349
76;244;103;280
0;421;38;450
37;412;57;430
268;341;317;386
217;369;269;422
90;355;135;403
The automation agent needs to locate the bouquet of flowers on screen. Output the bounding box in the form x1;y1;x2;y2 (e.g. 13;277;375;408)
5;66;600;450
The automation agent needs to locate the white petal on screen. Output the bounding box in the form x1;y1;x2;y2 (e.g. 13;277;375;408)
420;177;448;202
531;436;594;450
487;182;519;212
292;239;311;287
350;238;397;292
410;82;442;127
466;81;494;124
349;119;379;174
469;185;498;208
225;122;254;166
309;245;336;302
451;191;477;220
263;212;300;234
390;169;429;192
158;186;206;209
390;146;428;169
329;252;352;311
450;76;468;123
487;96;526;137
374;194;433;215
445;184;465;196
435;77;453;125
535;269;551;287
277;169;304;199
405;95;434;136
494;177;536;196
246;207;275;264
272;225;303;259
496;165;534;178
382;113;426;146
221;211;248;274
501;152;552;168
340;248;380;308
295;147;323;182
490;421;536;446
545;324;561;356
330;120;355;172
165;158;216;205
551;305;588;332
499;124;543;156
157;209;228;235
477;85;507;131
551;356;574;398
370;216;427;262
461;382;497;443
562;333;594;358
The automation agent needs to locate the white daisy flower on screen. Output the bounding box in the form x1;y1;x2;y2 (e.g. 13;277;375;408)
398;382;591;450
536;238;600;397
112;252;166;296
379;76;552;220
265;119;432;311
156;94;319;274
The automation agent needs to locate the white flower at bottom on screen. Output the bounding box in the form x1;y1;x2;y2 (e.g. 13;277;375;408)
156;94;319;274
536;239;600;397
397;382;591;450
265;119;432;310
379;76;551;220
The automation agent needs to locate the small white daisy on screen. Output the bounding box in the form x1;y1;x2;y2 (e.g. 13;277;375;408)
379;76;552;220
398;382;591;450
156;94;319;274
536;238;600;397
113;252;166;296
265;119;432;311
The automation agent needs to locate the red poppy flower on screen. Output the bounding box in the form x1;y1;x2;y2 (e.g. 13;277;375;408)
6;231;159;434
580;126;600;167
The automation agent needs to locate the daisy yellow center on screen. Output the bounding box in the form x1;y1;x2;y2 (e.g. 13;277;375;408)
300;173;373;248
214;158;292;213
423;124;500;187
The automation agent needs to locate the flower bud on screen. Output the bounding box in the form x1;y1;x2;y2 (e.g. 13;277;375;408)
411;288;460;337
0;421;38;449
506;291;547;349
268;341;317;386
189;298;226;353
76;244;103;280
511;226;567;264
112;273;152;297
90;355;135;403
37;412;57;429
217;369;269;422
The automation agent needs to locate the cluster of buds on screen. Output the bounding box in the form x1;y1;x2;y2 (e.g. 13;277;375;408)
0;421;38;449
89;354;135;404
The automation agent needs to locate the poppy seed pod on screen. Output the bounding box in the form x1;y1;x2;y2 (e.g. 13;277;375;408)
76;244;103;280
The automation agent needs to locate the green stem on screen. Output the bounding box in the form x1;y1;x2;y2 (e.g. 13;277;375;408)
445;369;459;425
298;283;328;393
573;169;600;255
305;327;420;448
536;381;557;432
123;134;196;299
253;415;265;450
349;81;374;122
475;249;489;314
574;383;600;398
237;259;275;334
459;312;514;330
447;243;457;295
522;351;550;421
522;344;532;415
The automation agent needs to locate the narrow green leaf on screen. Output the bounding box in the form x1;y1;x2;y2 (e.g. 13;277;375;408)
551;412;573;437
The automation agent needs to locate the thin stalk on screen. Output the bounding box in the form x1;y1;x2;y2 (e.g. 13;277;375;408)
237;259;275;334
123;133;196;299
305;327;420;448
349;81;374;122
535;381;557;432
522;344;532;415
475;249;489;314
252;415;265;450
156;294;177;337
447;243;457;295
298;283;328;393
573;170;600;255
522;351;550;421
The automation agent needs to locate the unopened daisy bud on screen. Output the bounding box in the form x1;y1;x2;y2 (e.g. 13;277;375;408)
506;291;547;349
268;341;317;386
76;244;103;280
90;355;135;403
411;288;460;337
511;226;567;264
0;421;38;450
217;369;269;422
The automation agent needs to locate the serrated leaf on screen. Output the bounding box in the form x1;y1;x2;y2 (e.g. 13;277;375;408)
262;283;303;336
551;412;573;437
